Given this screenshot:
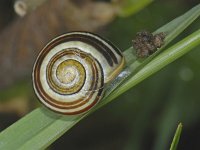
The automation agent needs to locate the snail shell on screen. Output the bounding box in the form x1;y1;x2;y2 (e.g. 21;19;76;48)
32;32;125;115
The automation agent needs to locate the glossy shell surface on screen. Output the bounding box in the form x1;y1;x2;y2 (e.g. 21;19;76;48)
33;32;125;115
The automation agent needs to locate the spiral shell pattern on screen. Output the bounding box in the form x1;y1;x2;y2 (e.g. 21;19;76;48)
33;32;125;115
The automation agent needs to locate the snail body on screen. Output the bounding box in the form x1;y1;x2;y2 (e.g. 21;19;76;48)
33;32;125;115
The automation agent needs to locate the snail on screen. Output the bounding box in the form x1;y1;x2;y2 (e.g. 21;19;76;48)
32;32;125;115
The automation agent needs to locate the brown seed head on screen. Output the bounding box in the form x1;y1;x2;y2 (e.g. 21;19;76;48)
132;31;166;58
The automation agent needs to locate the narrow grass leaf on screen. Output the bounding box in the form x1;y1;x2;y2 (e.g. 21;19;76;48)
170;123;183;150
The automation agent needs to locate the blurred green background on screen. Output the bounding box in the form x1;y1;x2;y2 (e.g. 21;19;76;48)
0;0;199;150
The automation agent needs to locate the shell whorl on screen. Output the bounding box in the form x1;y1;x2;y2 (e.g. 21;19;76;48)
32;32;125;115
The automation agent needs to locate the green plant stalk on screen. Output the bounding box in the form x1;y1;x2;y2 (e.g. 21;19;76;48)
104;29;200;103
170;123;183;150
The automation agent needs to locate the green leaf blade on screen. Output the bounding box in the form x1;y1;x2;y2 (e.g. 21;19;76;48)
170;123;183;150
103;28;200;103
0;108;58;150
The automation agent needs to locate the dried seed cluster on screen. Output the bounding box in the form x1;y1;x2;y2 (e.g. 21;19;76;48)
132;31;165;58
